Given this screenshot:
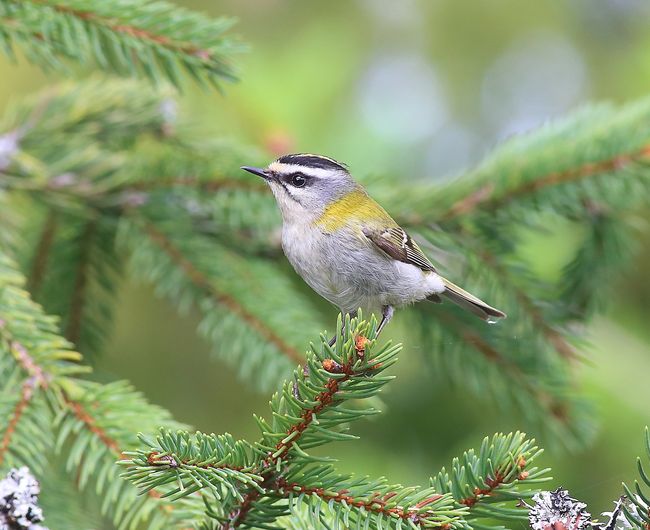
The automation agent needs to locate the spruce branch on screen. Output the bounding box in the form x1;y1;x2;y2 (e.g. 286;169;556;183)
419;303;593;450
0;377;40;467
432;432;549;530
0;0;241;87
441;144;650;220
274;471;464;530
0;250;197;528
473;243;578;361
416;100;650;224
21;213;122;358
119;212;327;390
0;78;176;160
1;79;179;355
63;218;96;345
560;207;638;318
138;218;303;365
123;317;548;529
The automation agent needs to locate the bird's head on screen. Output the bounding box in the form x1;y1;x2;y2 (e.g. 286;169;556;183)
241;153;358;222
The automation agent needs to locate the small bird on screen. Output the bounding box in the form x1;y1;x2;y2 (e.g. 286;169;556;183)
241;154;505;337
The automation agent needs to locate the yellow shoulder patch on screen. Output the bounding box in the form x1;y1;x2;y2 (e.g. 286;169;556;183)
314;189;393;232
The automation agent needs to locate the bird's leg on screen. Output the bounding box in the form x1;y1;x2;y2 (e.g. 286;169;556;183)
376;305;394;337
328;310;358;347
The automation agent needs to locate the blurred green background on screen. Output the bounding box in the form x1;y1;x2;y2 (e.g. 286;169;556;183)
3;0;650;519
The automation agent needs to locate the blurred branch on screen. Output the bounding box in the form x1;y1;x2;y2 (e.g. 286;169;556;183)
441;313;568;422
64;218;96;345
0;0;241;87
0;251;192;528
26;208;58;296
123;176;267;194
441;144;650;221
138;218;304;365
475;245;578;361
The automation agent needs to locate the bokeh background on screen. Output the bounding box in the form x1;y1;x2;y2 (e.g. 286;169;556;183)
2;0;650;519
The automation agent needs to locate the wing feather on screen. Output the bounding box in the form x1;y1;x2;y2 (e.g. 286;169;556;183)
363;226;437;272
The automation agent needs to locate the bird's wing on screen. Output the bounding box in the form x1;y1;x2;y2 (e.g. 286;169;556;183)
362;226;437;272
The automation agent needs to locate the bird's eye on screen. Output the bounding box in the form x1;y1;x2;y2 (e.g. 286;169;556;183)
290;173;307;187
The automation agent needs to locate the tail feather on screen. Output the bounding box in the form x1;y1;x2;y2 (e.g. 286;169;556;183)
440;278;506;321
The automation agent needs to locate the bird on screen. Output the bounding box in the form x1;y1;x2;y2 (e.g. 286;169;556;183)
241;153;505;338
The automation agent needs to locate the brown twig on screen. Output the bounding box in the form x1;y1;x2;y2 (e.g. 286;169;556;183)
27;209;59;297
441;144;650;220
225;355;361;528
275;478;449;528
441;183;495;221
0;328;48;465
459;456;529;507
0;377;38;466
141;220;303;364
9;340;49;388
65;219;97;345
65;397;121;454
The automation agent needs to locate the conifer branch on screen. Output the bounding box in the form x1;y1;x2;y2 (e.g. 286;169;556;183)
31;0;215;58
560;207;637;318
622;427;650;529
441;144;650;221
2;328;50;388
432;432;549;529
484;144;650;214
124;321;547;529
0;377;38;466
0;0;241;87
274;477;456;529
457;460;528;508
442;313;566;417
475;245;577;361
138;219;304;365
64;396;121;455
0;251;192;528
223;339;374;528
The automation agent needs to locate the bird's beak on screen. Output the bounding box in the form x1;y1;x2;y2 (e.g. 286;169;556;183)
241;166;269;180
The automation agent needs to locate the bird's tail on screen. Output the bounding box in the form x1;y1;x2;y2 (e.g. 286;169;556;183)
440;277;506;321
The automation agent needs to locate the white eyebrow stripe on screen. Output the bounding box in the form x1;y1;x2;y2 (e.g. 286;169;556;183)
268;162;338;179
